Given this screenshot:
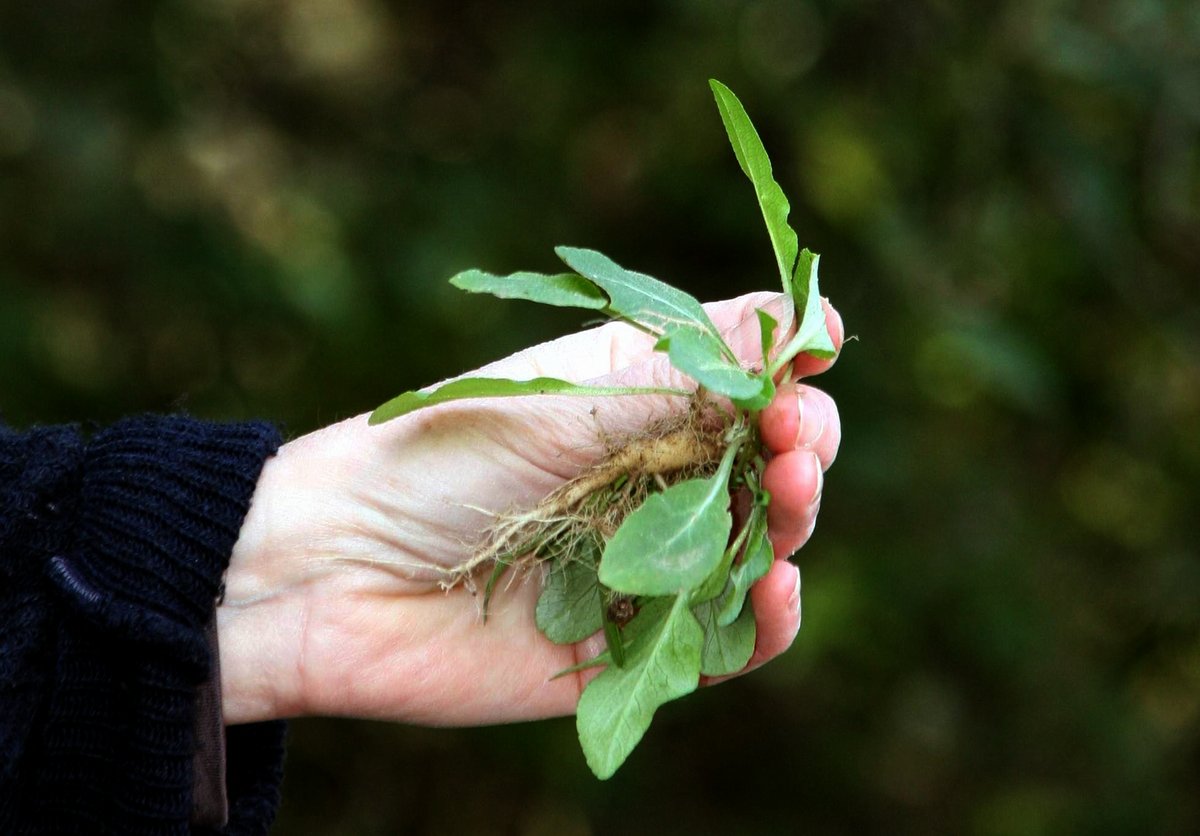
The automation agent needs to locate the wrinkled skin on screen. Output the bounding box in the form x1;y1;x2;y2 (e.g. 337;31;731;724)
218;291;843;726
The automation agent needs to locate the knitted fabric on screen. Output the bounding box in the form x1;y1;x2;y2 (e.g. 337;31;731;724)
1;416;286;835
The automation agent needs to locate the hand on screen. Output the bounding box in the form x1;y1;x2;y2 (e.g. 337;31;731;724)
216;291;843;726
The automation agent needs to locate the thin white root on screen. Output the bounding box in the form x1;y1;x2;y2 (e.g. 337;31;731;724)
442;413;727;588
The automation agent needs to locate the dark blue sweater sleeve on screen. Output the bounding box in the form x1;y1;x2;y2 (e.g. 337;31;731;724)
1;416;286;836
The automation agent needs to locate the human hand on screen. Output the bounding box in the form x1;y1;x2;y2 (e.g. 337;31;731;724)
216;291;843;726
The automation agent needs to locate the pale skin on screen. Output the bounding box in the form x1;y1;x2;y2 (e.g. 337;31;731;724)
217;291;844;727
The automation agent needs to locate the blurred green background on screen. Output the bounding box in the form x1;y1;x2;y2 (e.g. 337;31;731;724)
3;0;1198;833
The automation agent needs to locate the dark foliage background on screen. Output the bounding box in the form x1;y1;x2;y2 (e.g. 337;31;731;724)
3;1;1198;833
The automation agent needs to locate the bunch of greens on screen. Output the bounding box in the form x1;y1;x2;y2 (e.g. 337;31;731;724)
370;80;835;778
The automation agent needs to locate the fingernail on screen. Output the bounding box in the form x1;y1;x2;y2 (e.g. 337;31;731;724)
789;569;802;614
796;391;825;450
808;451;824;507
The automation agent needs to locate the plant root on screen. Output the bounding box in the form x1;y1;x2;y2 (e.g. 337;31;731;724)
446;403;731;592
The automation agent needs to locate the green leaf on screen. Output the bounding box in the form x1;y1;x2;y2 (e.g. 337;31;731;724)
691;487;762;605
793;250;836;357
602;603;627;668
554;246;726;345
696;590;757;676
597;443;739;596
481;553;514;622
549;593;654;680
768;250;836;374
719;504;773;627
554;245;772;405
369;376;690;424
536;557;604;645
549;648;612;681
793;249;817;315
450;269;609;310
690;539;738;605
576;595;703;779
756;308;778;370
709;79;800;298
654;327;767;403
597;476;732;595
746;375;776;413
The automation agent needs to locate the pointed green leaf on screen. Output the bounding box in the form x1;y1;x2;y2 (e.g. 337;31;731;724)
719;505;773;627
654;327;767;403
602;604;627;668
550;648;612;680
554;246;726;345
756;308;778;370
481;554;513;621
793;249;817;315
536;558;604;645
793;250;836;357
450;269;609;310
709;79;800;298
696;590;757;676
598;444;739;596
576;594;703;779
690;541;738;605
370;376;690;424
769;250;836;374
691;486;764;605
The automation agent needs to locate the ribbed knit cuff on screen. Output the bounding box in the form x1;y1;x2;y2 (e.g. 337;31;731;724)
4;416;287;835
0;424;85;560
44;415;282;671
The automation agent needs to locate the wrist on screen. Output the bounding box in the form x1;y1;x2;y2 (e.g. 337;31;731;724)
217;441;311;723
217;597;305;724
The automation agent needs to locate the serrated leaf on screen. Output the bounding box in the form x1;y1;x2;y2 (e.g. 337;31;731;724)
597;445;738;596
554;246;726;345
576;594;703;779
696;590;757;676
370;376;689;424
654;327;766;403
709;79;800;299
450;269;609;310
536;557;603;645
719;505;773;627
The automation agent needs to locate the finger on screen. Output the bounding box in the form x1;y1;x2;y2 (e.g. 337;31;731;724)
788;299;845;379
745;560;803;671
762;449;823;558
759;384;841;470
